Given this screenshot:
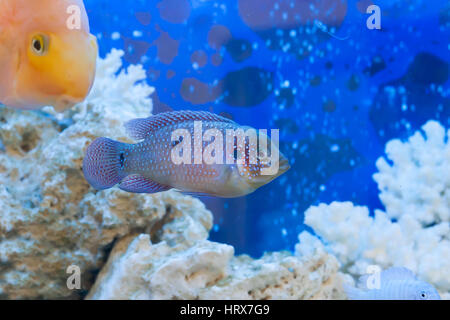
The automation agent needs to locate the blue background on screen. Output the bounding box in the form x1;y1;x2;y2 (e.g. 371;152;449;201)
84;0;450;257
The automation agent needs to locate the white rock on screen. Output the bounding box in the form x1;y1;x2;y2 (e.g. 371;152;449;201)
87;233;346;300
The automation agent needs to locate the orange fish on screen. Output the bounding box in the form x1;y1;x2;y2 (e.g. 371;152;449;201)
0;0;98;111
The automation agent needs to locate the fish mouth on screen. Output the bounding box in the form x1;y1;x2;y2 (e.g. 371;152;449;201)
245;154;290;188
53;96;80;111
278;154;291;175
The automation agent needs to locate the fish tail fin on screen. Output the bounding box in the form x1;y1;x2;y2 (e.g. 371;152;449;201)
343;283;364;300
83;137;128;190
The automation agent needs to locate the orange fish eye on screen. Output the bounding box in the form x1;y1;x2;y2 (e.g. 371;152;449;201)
31;34;49;56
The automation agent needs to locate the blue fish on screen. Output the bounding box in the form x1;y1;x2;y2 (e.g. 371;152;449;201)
344;267;441;300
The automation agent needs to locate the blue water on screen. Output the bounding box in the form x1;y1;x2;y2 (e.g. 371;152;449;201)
85;0;450;257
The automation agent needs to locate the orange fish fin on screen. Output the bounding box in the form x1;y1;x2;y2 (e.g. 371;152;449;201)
118;174;170;194
124;110;236;140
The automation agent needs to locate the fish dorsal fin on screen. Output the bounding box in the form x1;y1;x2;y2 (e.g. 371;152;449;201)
381;267;417;282
124;110;236;140
119;174;170;194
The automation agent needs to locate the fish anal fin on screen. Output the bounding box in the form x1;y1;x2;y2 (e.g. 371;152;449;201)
119;175;170;194
124;110;236;140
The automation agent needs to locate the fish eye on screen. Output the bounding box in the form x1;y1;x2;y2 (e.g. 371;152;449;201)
420;291;427;299
171;136;183;147
31;35;48;55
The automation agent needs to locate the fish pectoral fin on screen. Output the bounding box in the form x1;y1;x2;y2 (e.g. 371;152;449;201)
119;175;170;194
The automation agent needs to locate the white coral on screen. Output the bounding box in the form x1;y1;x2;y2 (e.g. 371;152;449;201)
300;121;450;297
301;202;449;293
374;121;450;224
74;49;154;123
